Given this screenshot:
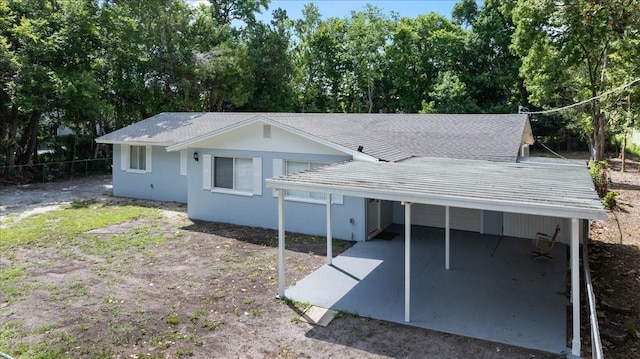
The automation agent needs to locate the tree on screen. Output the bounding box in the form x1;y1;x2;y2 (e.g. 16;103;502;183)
195;44;254;111
385;13;465;113
292;4;347;112
208;0;269;26
421;71;479;113
459;0;525;113
512;0;640;160
343;5;390;113
1;0;106;166
241;8;295;111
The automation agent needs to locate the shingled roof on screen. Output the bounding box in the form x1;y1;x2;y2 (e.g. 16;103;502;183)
96;112;531;162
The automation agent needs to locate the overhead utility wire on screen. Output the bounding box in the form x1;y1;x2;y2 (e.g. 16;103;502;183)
522;77;640;115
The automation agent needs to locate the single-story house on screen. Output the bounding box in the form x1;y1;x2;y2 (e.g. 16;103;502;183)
97;112;541;241
97;112;605;356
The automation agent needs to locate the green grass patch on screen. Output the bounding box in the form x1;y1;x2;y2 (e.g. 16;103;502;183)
0;265;29;302
81;227;165;256
0;201;161;251
166;315;181;325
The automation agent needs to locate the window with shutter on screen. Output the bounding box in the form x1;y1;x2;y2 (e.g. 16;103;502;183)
208;156;261;196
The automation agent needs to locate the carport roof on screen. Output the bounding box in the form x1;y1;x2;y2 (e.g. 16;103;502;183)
265;157;607;220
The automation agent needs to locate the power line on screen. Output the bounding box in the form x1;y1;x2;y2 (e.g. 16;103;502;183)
537;141;567;159
521;77;640;115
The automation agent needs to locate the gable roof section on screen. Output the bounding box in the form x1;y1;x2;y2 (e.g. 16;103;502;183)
166;116;379;162
265;157;607;220
96;112;529;162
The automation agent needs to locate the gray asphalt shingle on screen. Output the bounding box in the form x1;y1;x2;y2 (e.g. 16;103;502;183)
96;112;529;162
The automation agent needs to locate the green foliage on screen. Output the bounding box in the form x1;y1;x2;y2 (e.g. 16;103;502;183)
421;71;479;114
512;0;640;160
588;160;608;198
602;190;618;210
166;315;181;325
5;0;637;166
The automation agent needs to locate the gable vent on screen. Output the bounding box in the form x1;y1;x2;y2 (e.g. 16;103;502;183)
263;124;271;139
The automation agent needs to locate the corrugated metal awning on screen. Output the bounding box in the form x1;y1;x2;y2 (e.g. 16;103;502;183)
265;157;606;220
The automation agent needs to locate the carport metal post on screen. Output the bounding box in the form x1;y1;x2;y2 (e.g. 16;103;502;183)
326;194;332;265
278;189;286;298
445;206;450;270
404;201;412;322
571;218;580;356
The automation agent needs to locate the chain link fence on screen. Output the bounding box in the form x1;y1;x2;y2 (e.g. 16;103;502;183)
0;158;112;185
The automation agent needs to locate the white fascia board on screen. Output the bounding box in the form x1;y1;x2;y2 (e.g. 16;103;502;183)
265;178;608;220
166;115;379;162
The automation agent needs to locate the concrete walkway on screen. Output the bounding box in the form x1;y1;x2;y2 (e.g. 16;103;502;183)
286;226;568;355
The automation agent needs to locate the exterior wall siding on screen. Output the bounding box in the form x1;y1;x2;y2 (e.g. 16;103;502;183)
392;203;481;232
113;145;187;203
503;213;581;244
187;148;367;241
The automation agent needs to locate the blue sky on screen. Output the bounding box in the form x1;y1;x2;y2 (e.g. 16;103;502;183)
263;1;460;19
185;1;462;20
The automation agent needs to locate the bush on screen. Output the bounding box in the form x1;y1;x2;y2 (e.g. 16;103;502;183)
602;191;618;210
589;160;608;198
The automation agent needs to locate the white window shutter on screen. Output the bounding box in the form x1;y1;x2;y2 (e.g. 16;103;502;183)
252;157;262;195
145;145;152;172
120;145;129;171
202;154;212;190
180;150;187;176
272;159;283;197
333;195;344;205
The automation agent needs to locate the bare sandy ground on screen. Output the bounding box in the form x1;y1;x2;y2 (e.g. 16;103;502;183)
0;175;562;358
0;175;114;220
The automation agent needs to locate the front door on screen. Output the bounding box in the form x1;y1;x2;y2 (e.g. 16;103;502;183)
367;198;381;239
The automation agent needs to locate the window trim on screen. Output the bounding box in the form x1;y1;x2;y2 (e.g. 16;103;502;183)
213;156;253;195
202;154;262;196
121;144;152;174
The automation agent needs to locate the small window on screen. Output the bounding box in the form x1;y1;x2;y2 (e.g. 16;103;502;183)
214;157;253;193
130;145;146;171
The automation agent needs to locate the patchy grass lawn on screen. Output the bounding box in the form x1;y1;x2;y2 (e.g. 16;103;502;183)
0;199;561;359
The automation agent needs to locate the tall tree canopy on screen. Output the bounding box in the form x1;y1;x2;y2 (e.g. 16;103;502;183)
2;0;638;168
511;0;640;160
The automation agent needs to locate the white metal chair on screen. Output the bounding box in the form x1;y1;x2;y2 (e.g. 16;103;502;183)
532;225;561;260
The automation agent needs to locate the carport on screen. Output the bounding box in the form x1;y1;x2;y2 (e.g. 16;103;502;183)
265;157;606;356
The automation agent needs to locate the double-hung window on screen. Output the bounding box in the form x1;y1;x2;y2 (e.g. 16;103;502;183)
121;145;151;173
129;145;146;171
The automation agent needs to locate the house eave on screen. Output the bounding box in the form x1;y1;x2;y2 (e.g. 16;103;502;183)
265;159;607;221
266;178;606;220
95;139;173;147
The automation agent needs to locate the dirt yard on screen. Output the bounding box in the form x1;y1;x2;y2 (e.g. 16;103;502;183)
588;158;640;359
2;160;637;359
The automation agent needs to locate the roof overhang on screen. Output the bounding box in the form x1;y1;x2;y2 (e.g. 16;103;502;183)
165;115;378;162
266;158;607;220
95;139;173;147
